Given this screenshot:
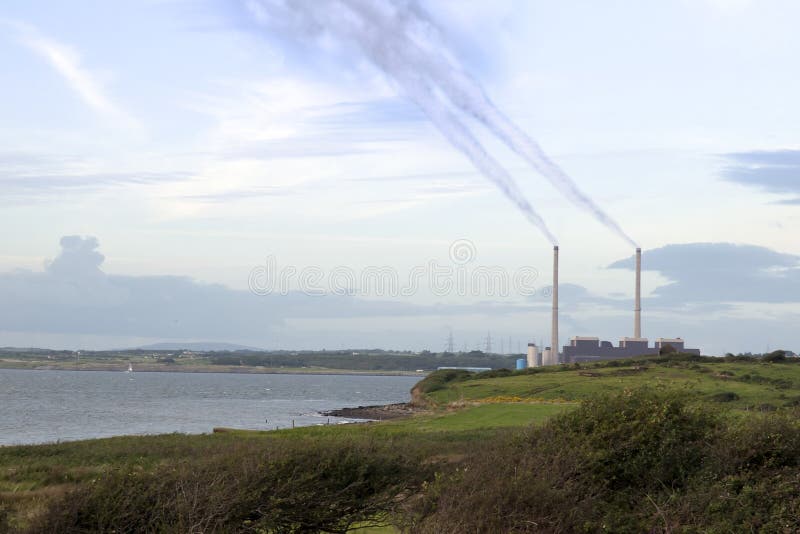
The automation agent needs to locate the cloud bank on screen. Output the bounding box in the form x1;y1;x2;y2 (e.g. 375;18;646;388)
2;237;798;354
610;242;800;305
722;150;800;204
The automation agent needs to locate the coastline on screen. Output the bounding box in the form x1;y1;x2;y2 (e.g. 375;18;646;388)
321;402;423;421
0;360;427;377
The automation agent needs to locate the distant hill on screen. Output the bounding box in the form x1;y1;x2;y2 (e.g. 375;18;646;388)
134;342;265;352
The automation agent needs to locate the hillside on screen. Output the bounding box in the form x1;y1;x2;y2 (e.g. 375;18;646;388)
133;342;265;351
2;354;800;532
415;353;800;412
0;347;518;374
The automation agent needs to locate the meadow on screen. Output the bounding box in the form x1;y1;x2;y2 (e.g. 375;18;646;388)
2;353;799;532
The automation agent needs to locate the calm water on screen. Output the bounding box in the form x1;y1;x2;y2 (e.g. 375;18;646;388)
0;369;420;446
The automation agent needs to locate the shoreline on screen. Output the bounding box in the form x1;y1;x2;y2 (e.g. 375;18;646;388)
0;404;418;448
321;402;423;420
0;360;426;377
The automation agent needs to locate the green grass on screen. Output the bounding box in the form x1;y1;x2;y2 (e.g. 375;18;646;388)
425;359;800;412
4;357;797;497
348;523;399;533
3;355;800;531
385;403;573;432
0;403;567;529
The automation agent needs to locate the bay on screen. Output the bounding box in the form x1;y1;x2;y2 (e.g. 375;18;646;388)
0;368;420;446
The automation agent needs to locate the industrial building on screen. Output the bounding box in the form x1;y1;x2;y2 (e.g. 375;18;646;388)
527;247;702;367
562;336;700;363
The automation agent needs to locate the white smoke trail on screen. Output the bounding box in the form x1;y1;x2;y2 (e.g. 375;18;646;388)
409;85;558;244
340;0;637;248
244;0;562;244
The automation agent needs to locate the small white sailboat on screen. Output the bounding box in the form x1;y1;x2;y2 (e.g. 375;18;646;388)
126;362;134;373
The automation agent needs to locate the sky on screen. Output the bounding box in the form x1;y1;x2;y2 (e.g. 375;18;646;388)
1;0;799;354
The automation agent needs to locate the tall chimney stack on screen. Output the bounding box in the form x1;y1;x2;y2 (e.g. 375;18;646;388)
552;245;559;364
634;247;641;338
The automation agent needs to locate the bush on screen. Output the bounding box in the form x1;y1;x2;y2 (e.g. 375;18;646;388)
710;391;740;402
0;505;9;534
27;438;430;534
412;389;721;533
412;388;800;533
413;369;473;394
473;368;512;379
676;415;800;531
763;350;787;362
549;388;718;491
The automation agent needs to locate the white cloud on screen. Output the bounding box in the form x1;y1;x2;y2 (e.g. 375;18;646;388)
699;0;754;14
148;76;478;222
10;21;141;130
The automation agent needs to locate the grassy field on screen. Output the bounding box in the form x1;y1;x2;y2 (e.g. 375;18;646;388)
383;402;572;432
2;354;799;532
424;357;800;411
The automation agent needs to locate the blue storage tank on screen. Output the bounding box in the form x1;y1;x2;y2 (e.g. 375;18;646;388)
515;358;526;370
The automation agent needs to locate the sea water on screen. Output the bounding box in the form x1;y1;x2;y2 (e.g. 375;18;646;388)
0;369;419;446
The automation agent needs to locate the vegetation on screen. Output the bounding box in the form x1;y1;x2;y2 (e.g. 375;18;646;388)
26;437;428;533
414;353;800;411
3;353;800;532
0;347;518;373
205;350;517;371
412;389;800;533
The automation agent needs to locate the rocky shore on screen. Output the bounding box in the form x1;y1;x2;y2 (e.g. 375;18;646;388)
322;402;421;421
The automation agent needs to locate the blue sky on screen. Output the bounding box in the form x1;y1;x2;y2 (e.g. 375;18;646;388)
0;0;798;354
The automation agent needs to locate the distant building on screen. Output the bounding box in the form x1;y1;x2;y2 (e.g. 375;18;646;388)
526;343;541;368
562;336;700;363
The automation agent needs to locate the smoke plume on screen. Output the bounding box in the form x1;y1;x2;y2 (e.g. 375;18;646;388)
244;0;635;247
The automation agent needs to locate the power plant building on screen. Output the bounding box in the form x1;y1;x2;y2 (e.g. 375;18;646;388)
562;336;700;363
526;246;702;368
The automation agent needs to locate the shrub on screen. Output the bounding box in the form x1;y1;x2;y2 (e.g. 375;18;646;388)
414;369;473;394
763;350;787;362
0;504;9;534
710;391;740;402
474;368;512;379
675;415;800;531
412;389;721;533
412;389;800;533
549;388;718;491
27;438;430;534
